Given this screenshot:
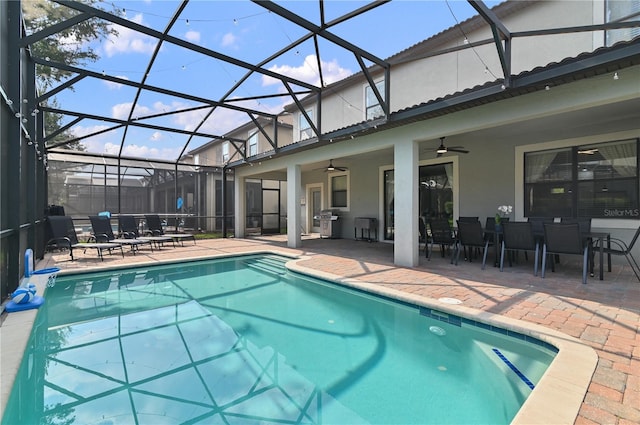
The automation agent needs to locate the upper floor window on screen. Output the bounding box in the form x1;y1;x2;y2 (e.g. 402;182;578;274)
524;139;638;218
300;109;314;140
222;142;229;163
365;80;385;120
248;133;258;157
606;0;640;46
329;171;349;209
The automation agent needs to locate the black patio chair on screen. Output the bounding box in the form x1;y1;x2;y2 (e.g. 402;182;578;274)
561;217;595;273
46;215;123;261
500;221;540;275
118;215;174;249
560;217;592;234
458;216;480;259
418;217;428;257
89;215;153;254
145;214;196;246
426;218;458;263
527;217;554;240
542;223;589;284
593;225;640;282
456;220;490;269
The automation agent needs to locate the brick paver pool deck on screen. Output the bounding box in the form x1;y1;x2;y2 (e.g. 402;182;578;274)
2;235;639;424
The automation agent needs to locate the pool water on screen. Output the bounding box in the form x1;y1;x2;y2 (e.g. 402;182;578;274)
2;255;556;424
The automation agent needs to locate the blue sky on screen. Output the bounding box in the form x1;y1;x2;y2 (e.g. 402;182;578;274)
51;0;501;160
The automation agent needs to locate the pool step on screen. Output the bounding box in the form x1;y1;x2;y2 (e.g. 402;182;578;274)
242;256;288;276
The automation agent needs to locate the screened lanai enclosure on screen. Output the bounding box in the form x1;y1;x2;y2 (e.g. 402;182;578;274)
46;151;234;233
3;0;639;301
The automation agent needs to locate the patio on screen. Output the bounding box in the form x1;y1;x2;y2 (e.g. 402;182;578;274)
0;235;635;424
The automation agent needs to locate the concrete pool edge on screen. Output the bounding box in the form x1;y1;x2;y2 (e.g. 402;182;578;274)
285;257;599;425
1;249;598;424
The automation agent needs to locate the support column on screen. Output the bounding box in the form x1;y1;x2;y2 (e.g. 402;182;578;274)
234;174;246;238
287;163;302;248
394;141;419;267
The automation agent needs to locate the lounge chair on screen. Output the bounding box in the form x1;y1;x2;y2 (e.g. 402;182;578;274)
46;216;123;261
89;215;153;254
118;215;174;249
144;214;196;246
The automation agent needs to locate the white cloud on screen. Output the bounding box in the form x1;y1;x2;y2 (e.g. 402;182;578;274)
105;142;181;160
184;30;201;43
68;125;115;152
103;75;130;90
263;55;352;87
221;32;238;48
150;131;162;141
112;102;153;120
104;14;156;57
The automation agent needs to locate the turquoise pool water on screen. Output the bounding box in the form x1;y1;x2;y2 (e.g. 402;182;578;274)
2;254;556;424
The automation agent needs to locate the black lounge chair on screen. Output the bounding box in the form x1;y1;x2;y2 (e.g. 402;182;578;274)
145;214;196;246
46;216;123;261
89;215;153;254
118;215;174;249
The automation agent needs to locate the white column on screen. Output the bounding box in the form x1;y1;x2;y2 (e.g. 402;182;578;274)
234;174;246;238
394;141;419;267
287;163;302;248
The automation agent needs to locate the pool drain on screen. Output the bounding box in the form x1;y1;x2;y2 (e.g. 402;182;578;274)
429;326;446;336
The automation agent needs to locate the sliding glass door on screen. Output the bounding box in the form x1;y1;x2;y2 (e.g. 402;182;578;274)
383;162;454;240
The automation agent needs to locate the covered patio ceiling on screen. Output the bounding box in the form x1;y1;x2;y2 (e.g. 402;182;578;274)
240;95;640;179
20;0;640;168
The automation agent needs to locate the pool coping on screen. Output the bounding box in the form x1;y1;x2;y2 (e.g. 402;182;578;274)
1;249;598;424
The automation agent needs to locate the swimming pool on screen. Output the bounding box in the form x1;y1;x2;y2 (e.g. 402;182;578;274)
2;254;558;424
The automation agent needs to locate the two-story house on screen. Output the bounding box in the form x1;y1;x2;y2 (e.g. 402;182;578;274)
225;0;639;267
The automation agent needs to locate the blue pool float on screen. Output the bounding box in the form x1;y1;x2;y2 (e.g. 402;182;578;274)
5;295;45;313
32;267;60;275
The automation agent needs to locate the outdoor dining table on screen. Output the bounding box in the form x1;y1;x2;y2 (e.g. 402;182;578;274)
482;225;611;280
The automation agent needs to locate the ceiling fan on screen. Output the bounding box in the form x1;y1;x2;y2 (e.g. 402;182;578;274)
427;137;469;156
316;159;348;172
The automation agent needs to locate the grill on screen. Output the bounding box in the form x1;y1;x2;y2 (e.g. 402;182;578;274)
319;209;340;239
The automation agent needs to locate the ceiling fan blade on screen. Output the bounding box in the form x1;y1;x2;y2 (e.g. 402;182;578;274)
316;159;348;171
448;147;469;154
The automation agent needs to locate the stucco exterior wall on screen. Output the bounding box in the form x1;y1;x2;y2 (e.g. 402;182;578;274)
295;0;609;139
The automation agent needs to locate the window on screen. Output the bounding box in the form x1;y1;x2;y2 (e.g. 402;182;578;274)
524;139;638;218
365;80;385;120
329;172;349;209
248;133;258;157
222;142;229;163
299;109;314;140
606;0;640;46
